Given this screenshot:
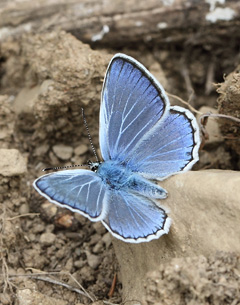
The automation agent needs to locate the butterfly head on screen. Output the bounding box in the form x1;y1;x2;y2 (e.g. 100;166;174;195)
88;160;102;172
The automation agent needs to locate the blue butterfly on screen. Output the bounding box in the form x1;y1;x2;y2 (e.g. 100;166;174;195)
33;54;200;243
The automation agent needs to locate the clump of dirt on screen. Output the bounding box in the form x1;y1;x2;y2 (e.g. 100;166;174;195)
217;67;240;161
144;252;240;305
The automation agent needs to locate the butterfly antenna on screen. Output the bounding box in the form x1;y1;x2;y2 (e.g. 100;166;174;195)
81;108;99;162
42;164;88;172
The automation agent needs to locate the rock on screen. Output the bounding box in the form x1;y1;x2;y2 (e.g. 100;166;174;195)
74;144;88;156
0;149;27;176
92;240;104;254
19;203;29;214
63;257;73;272
92;222;107;235
34;144;49;157
32;223;45;234
52;144;73;160
102;232;112;248
85;250;101;269
41;201;58;219
18;289;67;305
39;232;56;246
56;214;74;228
113;170;240;301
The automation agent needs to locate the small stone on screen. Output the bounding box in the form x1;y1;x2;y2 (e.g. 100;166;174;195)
52;144;73;160
92;240;104;253
80;265;94;281
39;232;56;246
74;144;88;156
63;257;73;272
74;260;85;269
56;214;74;228
0;149;27;176
89;233;102;246
32;223;45;234
102;232;112;248
41;201;58;218
74;213;87;225
19;203;30;214
92;222;107;235
34;144;49;157
85;250;101;269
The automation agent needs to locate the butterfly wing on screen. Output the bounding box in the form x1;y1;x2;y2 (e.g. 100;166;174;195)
101;190;171;243
33;170;108;221
99;53;169;163
100;54;200;180
126;106;200;180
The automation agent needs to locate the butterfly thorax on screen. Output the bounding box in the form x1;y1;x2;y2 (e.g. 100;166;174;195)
97;161;132;190
97;160;167;199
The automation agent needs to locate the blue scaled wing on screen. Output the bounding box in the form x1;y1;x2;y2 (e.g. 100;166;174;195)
101;190;171;243
33;170;108;221
126;106;200;179
100;53;169;163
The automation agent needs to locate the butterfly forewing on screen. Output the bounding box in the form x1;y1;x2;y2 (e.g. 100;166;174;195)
100;54;169;163
34;170;108;221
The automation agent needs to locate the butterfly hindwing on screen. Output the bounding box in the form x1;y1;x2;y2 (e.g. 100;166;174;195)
100;53;169;163
102;190;171;243
126;106;200;179
33;170;108;221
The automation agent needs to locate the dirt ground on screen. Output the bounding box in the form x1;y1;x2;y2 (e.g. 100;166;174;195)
0;25;240;305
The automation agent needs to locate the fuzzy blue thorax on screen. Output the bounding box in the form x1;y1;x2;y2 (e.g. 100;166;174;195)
97;160;167;199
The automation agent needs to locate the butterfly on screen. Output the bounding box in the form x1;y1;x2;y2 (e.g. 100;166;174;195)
33;53;200;243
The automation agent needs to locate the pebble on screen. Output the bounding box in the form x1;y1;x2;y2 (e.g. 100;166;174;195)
0;149;27;176
32;223;45;234
74;260;85;269
92;240;104;253
56;214;74;228
64;257;73;272
92;222;107;235
74;144;88;156
85;250;101;269
52;144;73;160
39;232;56;246
34;144;49;157
89;233;102;246
19;203;29;214
102;232;112;248
41;201;58;218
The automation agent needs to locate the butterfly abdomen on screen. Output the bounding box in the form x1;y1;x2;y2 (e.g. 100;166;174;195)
127;175;168;199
